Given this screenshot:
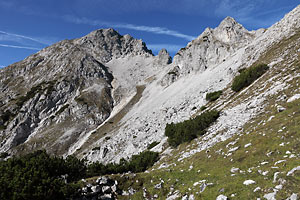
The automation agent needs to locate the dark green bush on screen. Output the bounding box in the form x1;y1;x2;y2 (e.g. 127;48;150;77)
231;63;269;92
200;106;207;111
0;150;83;200
0;148;159;199
147;141;160;150
206;90;222;102
129;151;159;172
86;151;159;177
165;110;220;147
0;152;9;159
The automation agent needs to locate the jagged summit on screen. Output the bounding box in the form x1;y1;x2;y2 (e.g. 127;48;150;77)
214;16;250;44
75;28;153;63
171;15;255;77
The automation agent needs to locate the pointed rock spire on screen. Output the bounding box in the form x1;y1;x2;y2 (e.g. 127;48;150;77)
157;48;172;65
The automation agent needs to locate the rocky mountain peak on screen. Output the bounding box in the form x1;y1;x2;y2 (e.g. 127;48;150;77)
75;28;153;63
218;16;238;28
156;48;172;65
171;16;254;78
214;16;251;44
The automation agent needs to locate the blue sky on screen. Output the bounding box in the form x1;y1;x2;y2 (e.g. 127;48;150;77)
0;0;299;67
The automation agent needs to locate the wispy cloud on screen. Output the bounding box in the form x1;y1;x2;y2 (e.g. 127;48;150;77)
0;30;50;45
0;43;41;50
0;30;55;50
147;44;183;53
64;15;196;41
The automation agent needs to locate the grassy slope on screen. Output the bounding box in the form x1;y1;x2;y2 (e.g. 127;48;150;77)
108;30;300;199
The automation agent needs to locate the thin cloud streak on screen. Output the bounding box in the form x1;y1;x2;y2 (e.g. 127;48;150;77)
0;43;41;50
64;16;196;41
0;30;50;45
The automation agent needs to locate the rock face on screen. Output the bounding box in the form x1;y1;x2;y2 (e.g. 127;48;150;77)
155;49;172;65
79;176;121;200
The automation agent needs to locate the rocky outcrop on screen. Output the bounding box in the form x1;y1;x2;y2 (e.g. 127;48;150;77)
79;176;121;200
155;49;172;65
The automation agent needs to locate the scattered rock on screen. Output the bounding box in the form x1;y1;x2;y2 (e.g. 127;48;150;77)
128;187;136;195
228;146;239;153
287;166;300;176
254;187;261;192
97;176;108;185
231;167;240;173
81;176;120;199
275;184;283;190
287;94;300;102
243;180;256;185
274;160;286;165
264;191;277;200
244;143;252;148
91;185;101;193
273;172;280;183
218;188;225;193
155;182;163;189
216;194;228;200
277;105;286;112
200;182;207;193
286;193;298;200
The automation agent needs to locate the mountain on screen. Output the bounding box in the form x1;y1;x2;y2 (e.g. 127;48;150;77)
1;4;300;199
0;28;156;156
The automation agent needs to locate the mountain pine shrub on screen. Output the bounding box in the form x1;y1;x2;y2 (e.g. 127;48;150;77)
86;150;159;176
147;141;160;150
0;149;159;199
206;90;222;102
165;110;220;147
231;63;269;92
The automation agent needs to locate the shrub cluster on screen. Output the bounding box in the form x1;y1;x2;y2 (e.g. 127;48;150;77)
87;150;159;177
165;110;220;147
0;150;159;200
206;90;222;102
147;141;160;150
0;150;84;200
231;63;269;92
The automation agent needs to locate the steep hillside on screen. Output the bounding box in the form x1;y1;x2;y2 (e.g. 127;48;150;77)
109;8;300;199
78;5;300;167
